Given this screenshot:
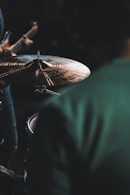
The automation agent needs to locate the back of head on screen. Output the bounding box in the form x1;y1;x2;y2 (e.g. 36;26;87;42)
74;0;130;67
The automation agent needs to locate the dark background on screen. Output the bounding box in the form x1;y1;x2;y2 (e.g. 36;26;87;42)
0;0;91;154
0;0;88;65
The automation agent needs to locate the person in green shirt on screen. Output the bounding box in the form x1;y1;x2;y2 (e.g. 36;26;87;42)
26;0;130;194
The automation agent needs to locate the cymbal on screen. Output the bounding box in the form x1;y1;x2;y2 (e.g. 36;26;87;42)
0;54;91;86
0;56;33;79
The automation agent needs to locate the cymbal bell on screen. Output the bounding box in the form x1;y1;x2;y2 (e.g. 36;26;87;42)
0;54;91;87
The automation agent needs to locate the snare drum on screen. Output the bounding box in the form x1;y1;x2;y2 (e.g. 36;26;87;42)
26;112;39;136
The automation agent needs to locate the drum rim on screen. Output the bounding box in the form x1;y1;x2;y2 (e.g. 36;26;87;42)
26;112;39;135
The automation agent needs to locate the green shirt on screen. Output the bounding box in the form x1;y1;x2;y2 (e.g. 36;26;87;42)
27;58;130;195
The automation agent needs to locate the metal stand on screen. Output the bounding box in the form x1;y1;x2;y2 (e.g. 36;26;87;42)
34;85;61;96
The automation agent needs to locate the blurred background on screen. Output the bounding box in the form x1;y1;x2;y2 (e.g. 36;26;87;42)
1;0;88;64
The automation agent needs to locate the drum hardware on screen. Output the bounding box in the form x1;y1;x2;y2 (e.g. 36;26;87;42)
24;113;39;193
4;54;91;86
0;21;38;57
0;138;4;146
0;164;15;194
0;57;35;80
0;19;90;87
26;112;39;136
0;98;4;146
0;165;15;178
9;21;38;55
0;100;2;111
0;89;3;111
0;31;12;49
34;85;61;95
0;164;26;194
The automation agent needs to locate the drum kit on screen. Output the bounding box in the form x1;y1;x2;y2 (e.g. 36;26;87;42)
0;21;90;86
0;20;91;194
0;20;91;133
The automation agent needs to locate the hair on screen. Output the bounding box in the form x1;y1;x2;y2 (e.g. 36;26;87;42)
73;0;130;67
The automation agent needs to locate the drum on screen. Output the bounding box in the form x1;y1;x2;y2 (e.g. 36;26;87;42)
26;112;39;136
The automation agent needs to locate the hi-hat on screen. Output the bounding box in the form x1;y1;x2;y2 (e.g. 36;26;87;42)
0;54;91;86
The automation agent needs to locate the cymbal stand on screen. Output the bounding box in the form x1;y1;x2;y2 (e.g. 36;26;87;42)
34;85;61;96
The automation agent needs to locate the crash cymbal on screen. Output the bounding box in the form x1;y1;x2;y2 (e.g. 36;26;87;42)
0;54;91;86
0;56;33;79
